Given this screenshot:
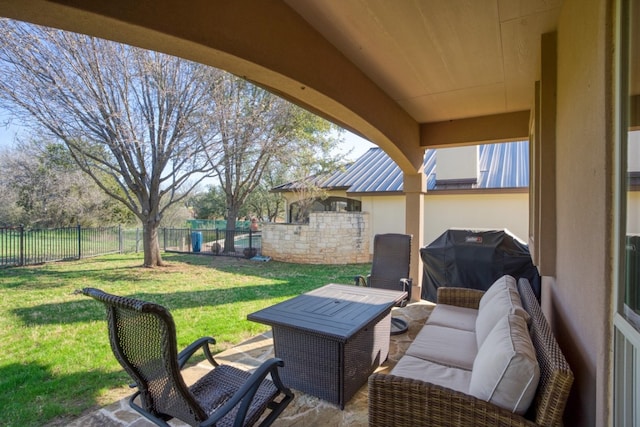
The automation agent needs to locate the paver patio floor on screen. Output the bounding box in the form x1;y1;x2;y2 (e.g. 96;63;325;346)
67;301;434;427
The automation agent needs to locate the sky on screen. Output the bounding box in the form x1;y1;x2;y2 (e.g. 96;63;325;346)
0;116;24;149
335;130;376;161
0;119;376;161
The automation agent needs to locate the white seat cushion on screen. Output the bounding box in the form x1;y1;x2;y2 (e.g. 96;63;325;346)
469;313;540;415
391;355;471;394
475;282;530;347
406;324;477;370
426;304;478;332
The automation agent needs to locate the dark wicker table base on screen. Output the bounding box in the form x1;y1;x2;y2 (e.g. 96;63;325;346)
248;284;405;409
272;312;391;408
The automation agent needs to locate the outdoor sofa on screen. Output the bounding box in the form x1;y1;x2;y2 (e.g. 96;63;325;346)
368;275;573;426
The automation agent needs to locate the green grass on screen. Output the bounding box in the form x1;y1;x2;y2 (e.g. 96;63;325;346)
0;252;368;427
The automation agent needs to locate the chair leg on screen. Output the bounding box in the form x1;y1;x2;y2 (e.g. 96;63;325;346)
128;392;172;427
257;392;294;427
390;317;408;335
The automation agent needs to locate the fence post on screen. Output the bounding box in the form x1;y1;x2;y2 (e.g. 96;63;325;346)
118;224;123;254
77;224;82;260
19;224;24;267
163;228;166;252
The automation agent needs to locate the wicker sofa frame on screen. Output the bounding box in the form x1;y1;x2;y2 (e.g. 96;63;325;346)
368;278;574;427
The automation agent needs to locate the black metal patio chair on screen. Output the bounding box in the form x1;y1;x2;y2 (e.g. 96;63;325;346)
355;233;412;335
80;287;293;427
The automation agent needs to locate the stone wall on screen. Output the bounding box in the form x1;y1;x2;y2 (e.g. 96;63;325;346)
262;212;370;264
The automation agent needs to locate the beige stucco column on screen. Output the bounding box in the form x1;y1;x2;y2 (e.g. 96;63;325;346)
404;172;426;301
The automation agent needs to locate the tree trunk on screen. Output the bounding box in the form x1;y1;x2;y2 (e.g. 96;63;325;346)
223;207;238;253
142;220;163;267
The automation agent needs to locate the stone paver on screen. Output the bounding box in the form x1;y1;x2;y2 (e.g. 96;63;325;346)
68;301;434;427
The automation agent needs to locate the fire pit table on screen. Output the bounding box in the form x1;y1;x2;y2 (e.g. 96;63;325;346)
247;283;407;408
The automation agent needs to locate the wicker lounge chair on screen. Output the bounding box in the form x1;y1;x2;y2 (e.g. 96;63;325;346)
81;287;293;427
355;233;412;335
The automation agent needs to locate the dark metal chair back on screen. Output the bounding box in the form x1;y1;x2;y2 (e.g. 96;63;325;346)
369;233;412;299
355;233;413;335
84;288;206;425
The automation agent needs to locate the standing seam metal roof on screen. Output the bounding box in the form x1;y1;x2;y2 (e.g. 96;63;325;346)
273;141;529;193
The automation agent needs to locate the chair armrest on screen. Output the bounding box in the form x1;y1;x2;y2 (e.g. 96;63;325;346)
399;278;412;306
436;287;484;309
354;274;368;287
177;337;217;369
368;373;536;427
200;358;293;427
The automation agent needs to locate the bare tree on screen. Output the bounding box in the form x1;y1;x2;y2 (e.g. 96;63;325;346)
245;169;287;223
284;141;347;223
0;138;130;227
204;74;339;252
0;20;221;266
0;147;23;226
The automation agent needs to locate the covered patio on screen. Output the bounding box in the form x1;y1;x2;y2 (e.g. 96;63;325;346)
67;303;434;427
0;1;635;425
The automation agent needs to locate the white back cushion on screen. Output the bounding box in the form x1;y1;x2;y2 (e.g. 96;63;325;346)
426;304;478;332
478;275;518;311
476;280;530;347
406;324;477;370
469;314;540;415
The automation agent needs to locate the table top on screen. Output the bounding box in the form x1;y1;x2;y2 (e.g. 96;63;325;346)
247;283;407;342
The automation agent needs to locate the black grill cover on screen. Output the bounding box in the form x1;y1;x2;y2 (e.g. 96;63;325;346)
420;229;541;302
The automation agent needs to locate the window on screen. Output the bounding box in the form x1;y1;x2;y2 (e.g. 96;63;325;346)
614;1;640;425
621;0;640;331
625;131;640;329
288;197;361;223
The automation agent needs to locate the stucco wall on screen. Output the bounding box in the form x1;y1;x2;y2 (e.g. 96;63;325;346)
423;193;529;244
361;196;406;237
261;212;370;264
360;192;529;248
554;0;610;425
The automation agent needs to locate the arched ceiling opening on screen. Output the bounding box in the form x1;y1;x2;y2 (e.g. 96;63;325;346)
0;0;562;174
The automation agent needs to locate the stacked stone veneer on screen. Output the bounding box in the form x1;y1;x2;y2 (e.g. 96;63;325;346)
262;212;370;264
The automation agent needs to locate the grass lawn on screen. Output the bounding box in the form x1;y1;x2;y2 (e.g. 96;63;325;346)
0;252;368;427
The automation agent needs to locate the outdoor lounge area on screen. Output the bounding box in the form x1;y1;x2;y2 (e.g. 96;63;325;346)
68;301;434;427
68;275;572;426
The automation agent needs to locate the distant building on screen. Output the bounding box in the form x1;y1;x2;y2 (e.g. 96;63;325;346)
273;140;530;247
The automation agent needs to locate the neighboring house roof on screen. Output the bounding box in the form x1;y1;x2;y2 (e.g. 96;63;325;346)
273;140;529;195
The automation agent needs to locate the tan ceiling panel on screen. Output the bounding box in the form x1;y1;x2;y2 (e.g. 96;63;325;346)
501;8;562;112
286;0;504;100
400;82;507;123
498;0;564;23
285;0;563;124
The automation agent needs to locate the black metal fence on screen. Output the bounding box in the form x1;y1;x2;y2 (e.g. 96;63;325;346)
0;225;262;268
0;225;126;268
163;228;262;258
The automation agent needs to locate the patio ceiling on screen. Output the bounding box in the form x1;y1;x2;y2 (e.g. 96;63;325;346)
285;0;563;124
